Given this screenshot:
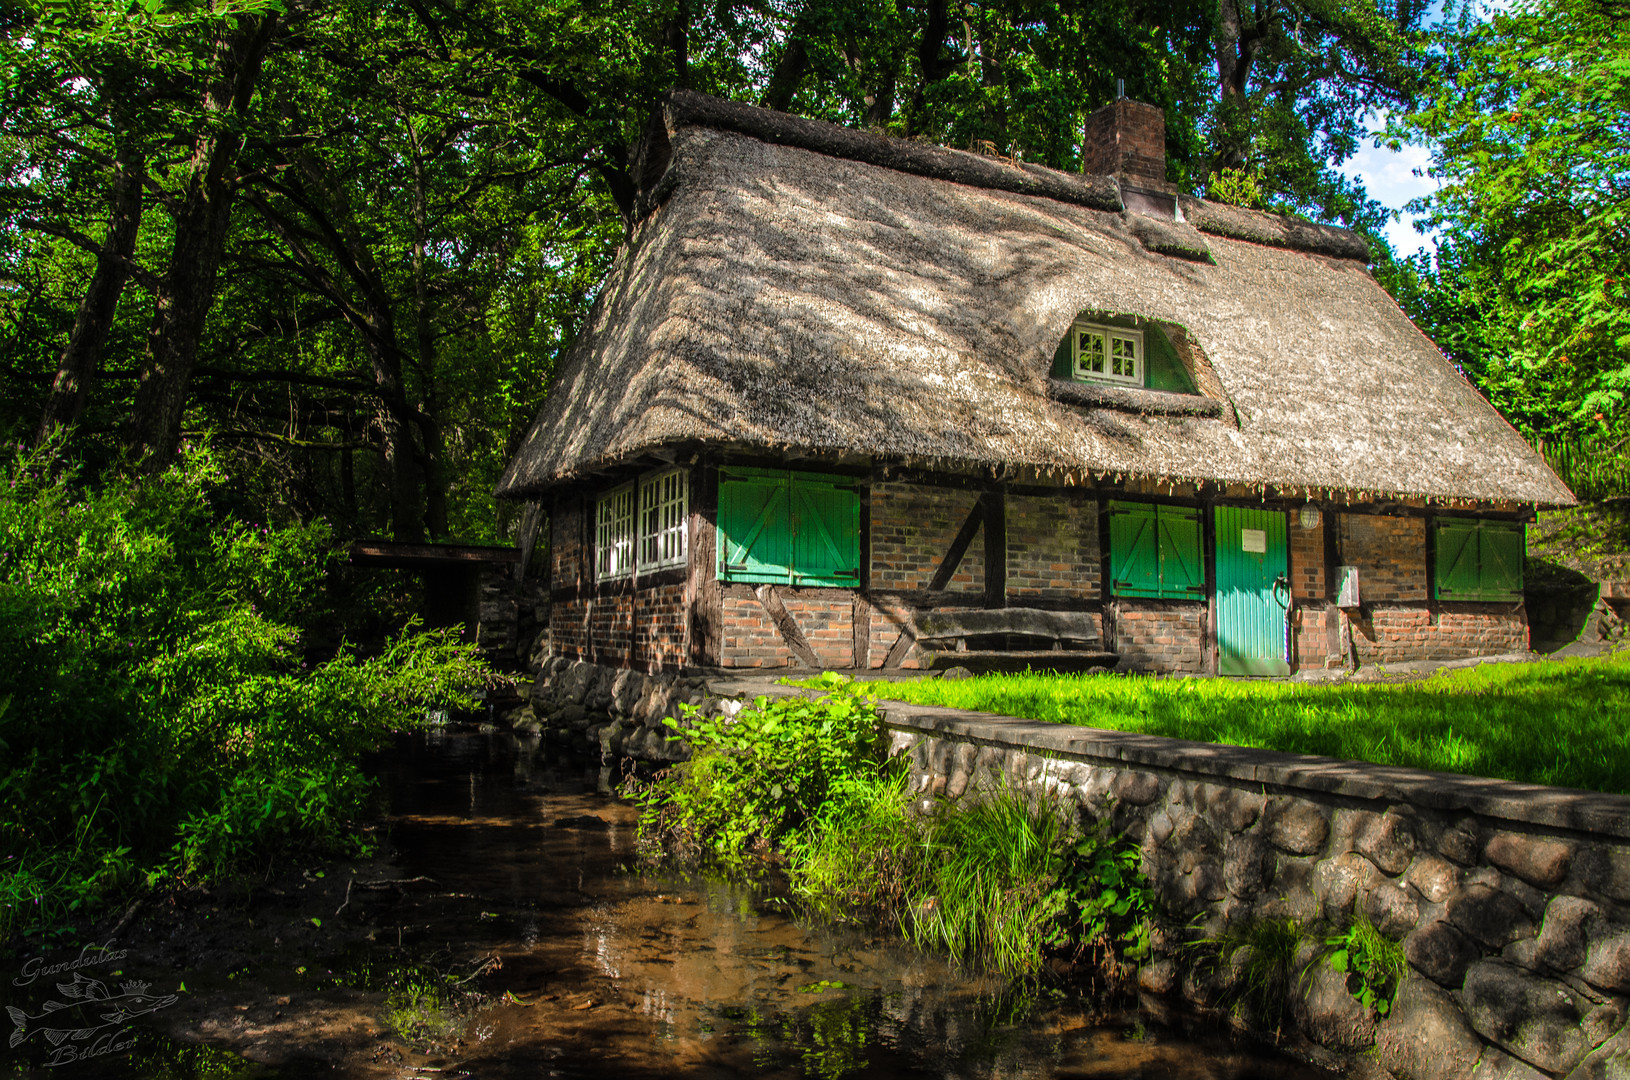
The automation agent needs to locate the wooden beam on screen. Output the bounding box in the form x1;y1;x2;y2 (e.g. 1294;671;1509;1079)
927;499;984;592
882;621;916;669
983;490;1007;610
755;584;821;667
689;463;721;667
852;592;873;669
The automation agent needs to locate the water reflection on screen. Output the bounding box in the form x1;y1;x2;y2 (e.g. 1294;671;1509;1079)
370;729;1331;1079
2;728;1339;1079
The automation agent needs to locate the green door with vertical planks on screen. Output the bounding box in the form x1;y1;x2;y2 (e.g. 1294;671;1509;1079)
1214;506;1290;677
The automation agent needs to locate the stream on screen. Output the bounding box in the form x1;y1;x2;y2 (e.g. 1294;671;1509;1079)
4;727;1338;1079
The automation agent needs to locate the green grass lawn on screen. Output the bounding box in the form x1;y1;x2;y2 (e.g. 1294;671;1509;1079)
806;651;1630;795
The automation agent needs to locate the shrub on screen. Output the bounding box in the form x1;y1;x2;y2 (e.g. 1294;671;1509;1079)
0;444;497;944
631;677;1155;979
633;673;888;863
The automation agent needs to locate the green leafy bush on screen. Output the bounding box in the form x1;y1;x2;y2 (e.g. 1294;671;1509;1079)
0;444;497;943
631;677;1154;978
635;672;888;863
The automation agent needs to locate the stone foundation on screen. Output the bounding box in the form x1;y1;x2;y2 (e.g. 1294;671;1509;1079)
512;656;736;763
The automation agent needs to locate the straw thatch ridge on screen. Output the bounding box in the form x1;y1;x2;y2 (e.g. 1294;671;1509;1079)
649;91;1366;262
650;90;1125;216
1179;195;1372;262
498;123;1572;509
1123;213;1214;263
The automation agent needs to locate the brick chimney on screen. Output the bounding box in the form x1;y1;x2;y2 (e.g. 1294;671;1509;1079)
1082;98;1175;218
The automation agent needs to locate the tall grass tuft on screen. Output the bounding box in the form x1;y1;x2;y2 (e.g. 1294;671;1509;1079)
906;788;1075;975
784;769;919;922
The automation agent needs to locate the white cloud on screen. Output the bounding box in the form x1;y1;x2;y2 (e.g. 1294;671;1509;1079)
1337;114;1442;259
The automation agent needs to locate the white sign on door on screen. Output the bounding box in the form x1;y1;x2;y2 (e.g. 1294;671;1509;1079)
1241;528;1267;553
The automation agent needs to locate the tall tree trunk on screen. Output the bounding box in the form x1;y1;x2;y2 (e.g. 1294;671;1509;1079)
1212;0;1260;173
127;15;279;469
252;149;426;541
407;123;448;540
35;134;144;445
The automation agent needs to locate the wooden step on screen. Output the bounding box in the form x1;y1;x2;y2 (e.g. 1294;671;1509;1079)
917;649;1120;675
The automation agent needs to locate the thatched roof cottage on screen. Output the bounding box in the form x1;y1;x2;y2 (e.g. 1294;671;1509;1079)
499;91;1572;677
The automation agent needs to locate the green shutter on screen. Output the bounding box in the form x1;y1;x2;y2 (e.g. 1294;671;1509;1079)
1158;506;1205;598
1110;501;1161;597
718;471;792;583
1434;520;1479;600
1052;332;1074;378
790;477;860;586
1478;523;1525;602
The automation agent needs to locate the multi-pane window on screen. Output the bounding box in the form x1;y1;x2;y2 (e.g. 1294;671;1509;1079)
597;468;690;580
1072;322;1143;386
638;468;689;571
595;483;636;580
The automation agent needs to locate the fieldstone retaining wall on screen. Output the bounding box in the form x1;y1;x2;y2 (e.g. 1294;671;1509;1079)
515;655;1630;1079
515;655;733;763
888;706;1630;1080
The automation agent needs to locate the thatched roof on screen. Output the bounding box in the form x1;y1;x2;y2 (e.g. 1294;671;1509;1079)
498;93;1572;508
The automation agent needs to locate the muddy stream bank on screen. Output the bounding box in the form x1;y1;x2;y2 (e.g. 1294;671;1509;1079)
4;727;1337;1079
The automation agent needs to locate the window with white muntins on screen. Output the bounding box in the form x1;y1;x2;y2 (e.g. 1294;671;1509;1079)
639;468;689;571
1073;321;1143;385
596;483;636;580
597;467;690;580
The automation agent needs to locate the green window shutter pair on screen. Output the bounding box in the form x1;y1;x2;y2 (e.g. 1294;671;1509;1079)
718;468;860;587
1433;520;1524;601
1110;501;1204;598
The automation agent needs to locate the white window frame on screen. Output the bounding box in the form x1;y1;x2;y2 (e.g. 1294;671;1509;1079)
1071;321;1144;386
638;467;689;572
595;482;636;580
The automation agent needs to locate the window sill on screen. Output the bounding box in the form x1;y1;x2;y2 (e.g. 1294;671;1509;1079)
1048;378;1224;418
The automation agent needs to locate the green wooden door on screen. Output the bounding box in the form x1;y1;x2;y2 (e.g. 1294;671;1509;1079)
1214;506;1290;677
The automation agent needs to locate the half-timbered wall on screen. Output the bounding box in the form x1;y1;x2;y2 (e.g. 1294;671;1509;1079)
870;483;984;593
547;491;691;673
1007;492;1099;599
545;467;1531;675
1337;512;1528;664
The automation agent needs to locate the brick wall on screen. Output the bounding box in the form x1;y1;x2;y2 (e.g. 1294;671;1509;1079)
1340;513;1427;603
720;588;855;668
1007;494;1100;599
551;496;586;591
1113;601;1205;672
1334;512;1525;664
1292;605;1340;670
1288;515;1325;602
633;583;688;673
589;593;635;667
1081;98;1167;189
1350;605;1528;664
871;483;984;592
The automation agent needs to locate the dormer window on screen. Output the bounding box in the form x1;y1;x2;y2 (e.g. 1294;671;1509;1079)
1072;321;1143;385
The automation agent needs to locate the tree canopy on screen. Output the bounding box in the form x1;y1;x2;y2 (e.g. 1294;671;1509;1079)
10;0;1617;538
1386;0;1629;447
